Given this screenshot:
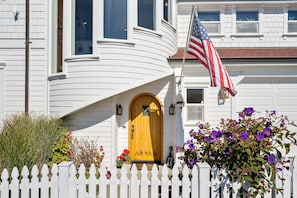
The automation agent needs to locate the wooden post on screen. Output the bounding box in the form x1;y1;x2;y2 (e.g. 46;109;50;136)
198;162;211;198
58;161;73;198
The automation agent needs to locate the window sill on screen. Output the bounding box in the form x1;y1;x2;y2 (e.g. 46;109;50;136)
48;72;67;81
64;55;100;62
133;26;163;39
97;39;135;47
209;34;225;38
282;33;297;37
230;33;264;38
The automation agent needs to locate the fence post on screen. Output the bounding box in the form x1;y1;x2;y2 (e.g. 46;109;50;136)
58;161;73;198
198;162;211;198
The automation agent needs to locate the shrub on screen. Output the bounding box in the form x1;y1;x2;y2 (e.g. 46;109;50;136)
69;137;105;169
48;131;72;167
177;107;297;197
0;113;68;172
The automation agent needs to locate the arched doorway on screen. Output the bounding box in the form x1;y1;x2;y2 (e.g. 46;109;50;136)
129;94;163;164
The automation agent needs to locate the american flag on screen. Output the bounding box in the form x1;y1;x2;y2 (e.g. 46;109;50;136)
187;11;237;96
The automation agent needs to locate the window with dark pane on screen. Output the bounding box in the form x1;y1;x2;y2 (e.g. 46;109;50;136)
104;0;127;39
187;89;203;104
288;10;297;33
75;0;93;55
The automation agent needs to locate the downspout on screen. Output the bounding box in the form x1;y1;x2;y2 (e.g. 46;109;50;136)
25;0;30;113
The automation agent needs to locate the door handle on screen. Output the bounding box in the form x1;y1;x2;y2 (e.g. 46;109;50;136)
131;125;134;139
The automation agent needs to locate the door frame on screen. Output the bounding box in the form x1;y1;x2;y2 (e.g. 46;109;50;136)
128;93;164;164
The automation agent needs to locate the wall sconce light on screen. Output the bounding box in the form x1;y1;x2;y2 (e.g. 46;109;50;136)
116;104;123;115
169;103;175;115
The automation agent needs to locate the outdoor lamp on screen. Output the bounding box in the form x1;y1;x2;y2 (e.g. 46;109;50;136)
116;104;123;115
169;103;175;115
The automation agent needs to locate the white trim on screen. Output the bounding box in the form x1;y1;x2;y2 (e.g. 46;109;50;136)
0;62;6;123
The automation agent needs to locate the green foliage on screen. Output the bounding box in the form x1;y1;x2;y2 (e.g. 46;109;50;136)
48;131;72;167
177;107;297;197
0;113;68;172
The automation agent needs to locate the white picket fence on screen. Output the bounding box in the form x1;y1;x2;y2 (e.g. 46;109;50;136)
0;159;296;198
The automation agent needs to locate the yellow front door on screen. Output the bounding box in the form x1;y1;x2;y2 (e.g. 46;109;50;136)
129;94;162;164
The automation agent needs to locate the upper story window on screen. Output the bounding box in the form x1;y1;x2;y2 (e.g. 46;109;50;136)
104;0;127;39
236;11;259;33
75;0;93;55
198;11;220;33
51;0;63;73
138;0;155;30
186;89;204;122
288;10;297;33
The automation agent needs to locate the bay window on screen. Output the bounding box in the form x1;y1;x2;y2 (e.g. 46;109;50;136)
104;0;127;39
138;0;155;30
75;0;93;55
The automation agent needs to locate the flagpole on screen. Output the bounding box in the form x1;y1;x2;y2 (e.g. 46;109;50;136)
177;5;196;88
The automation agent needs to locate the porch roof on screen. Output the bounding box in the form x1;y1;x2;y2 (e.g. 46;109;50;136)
170;48;297;60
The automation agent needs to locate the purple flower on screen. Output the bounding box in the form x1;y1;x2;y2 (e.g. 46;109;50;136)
270;110;276;115
189;159;196;168
211;130;222;139
240;107;255;117
189;129;194;136
198;123;204;129
204;136;215;143
240;131;249;141
188;143;195;150
256;131;264;141
224;147;230;155
263;127;271;137
267;154;275;164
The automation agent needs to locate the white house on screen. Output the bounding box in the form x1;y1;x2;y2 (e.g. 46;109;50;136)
0;0;297;166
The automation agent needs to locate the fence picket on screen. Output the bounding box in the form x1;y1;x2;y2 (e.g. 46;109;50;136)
109;165;118;198
50;164;59;198
140;164;149;198
0;169;9;198
10;167;19;198
182;166;191;197
130;164;139;198
120;164;129;198
171;164;181;198
293;157;297;198
69;163;78;198
150;164;159;198
41;164;49;198
78;164;87;198
161;165;170;198
99;164;107;198
20;166;29;198
88;164;97;198
30;165;39;198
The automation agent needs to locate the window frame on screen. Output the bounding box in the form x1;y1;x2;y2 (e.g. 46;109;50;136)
185;88;205;123
198;11;221;34
104;0;127;40
236;10;259;34
288;10;297;33
231;7;263;37
138;0;156;30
